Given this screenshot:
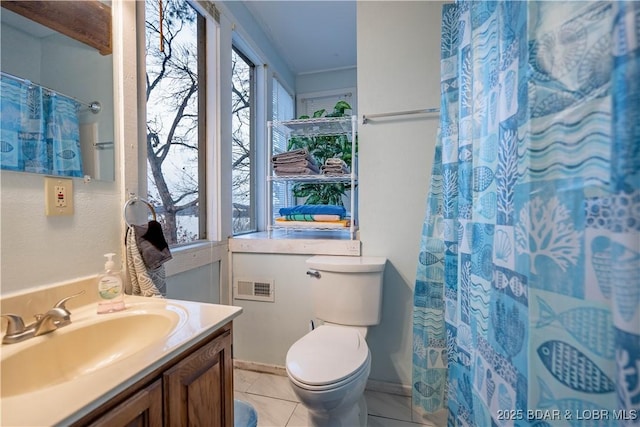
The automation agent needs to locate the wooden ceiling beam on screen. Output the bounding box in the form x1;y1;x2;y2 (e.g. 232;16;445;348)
1;0;112;55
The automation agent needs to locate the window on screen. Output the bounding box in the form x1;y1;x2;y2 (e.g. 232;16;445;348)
231;47;256;235
145;0;206;246
271;78;295;222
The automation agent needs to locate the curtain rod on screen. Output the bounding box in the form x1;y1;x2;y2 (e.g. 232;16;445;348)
0;70;101;114
362;108;440;124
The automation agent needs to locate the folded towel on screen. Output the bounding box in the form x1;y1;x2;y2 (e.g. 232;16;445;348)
272;153;318;166
325;158;348;166
321;157;350;175
132;220;172;269
273;167;319;176
275;218;351;228
321;165;350;175
125;226;166;297
279;204;346;217
272;148;312;163
283;214;342;221
274;159;318;169
273;160;320;175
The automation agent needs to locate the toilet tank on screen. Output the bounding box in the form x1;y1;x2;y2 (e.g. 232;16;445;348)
305;256;386;326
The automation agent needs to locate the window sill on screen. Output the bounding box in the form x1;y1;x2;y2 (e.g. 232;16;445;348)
229;230;361;256
165;240;228;277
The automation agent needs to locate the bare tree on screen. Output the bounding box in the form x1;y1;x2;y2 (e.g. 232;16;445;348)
145;0;253;241
231;49;252;233
145;0;199;244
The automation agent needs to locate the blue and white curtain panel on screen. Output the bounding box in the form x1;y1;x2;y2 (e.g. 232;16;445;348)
413;1;640;426
1;75;83;177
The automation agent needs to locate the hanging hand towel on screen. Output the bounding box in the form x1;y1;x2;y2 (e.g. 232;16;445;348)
132;220;172;269
126;226;166;297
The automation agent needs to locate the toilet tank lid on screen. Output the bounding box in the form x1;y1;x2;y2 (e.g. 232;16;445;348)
306;256;387;273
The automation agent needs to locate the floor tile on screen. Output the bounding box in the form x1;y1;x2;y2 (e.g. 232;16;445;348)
365;390;413;422
285;404;310;427
247;371;300;402
235;369;264;393
412;408;447;427
368;415;437;427
235;391;297;427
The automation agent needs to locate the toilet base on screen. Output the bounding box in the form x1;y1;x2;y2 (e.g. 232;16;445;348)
305;395;367;427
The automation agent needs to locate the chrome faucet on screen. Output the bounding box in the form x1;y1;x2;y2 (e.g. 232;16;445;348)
1;290;85;344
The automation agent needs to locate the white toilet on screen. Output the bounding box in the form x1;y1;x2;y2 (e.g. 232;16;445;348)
286;255;386;427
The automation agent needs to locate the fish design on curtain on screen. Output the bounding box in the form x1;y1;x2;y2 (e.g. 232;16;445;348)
0;75;83;177
44;90;84;177
412;1;640;426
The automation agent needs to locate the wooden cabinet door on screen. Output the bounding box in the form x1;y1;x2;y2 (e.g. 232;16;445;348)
163;326;234;427
87;380;163;427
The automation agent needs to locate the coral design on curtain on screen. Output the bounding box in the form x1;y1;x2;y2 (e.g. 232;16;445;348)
0;75;83;177
412;1;640;426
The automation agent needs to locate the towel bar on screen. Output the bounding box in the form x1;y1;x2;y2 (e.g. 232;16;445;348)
123;193;157;227
362;108;440;124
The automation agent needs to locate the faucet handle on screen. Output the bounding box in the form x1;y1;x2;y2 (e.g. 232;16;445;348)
1;314;26;335
53;290;86;312
34;307;72;336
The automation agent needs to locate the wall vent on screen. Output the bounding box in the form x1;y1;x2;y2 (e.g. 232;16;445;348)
234;278;275;302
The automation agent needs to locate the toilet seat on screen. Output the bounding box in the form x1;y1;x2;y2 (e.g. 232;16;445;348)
286;325;370;389
288;353;370;392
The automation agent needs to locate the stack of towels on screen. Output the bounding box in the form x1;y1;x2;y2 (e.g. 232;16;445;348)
272;148;319;176
321;158;350;176
276;204;350;228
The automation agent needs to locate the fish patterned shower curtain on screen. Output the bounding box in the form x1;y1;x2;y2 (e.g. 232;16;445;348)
0;75;83;177
412;1;640;426
44;90;84;177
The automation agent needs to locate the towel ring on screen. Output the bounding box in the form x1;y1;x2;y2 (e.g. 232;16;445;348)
123;194;157;227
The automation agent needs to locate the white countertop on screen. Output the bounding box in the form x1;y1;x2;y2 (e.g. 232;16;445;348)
230;231;361;255
0;295;243;426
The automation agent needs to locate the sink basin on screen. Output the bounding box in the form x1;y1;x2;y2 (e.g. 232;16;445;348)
1;309;181;398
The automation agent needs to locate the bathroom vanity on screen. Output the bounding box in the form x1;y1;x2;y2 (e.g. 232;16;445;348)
0;293;242;426
77;321;234;426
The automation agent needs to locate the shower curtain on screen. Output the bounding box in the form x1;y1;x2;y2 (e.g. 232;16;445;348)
45;90;84;177
412;2;640;426
0;75;83;177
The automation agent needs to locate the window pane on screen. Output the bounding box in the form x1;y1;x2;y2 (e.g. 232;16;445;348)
145;0;204;245
271;79;294;223
232;48;254;234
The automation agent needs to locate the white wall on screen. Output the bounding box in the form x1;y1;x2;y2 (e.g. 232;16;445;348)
232;254;314;365
357;0;444;386
166;263;221;303
296;68;357;95
1;25;42;81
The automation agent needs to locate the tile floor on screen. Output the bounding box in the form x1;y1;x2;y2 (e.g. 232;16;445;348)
234;368;447;427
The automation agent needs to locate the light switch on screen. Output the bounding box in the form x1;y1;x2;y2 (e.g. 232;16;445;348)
45;177;74;216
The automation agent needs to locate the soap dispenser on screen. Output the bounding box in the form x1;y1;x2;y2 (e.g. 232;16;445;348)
97;253;126;314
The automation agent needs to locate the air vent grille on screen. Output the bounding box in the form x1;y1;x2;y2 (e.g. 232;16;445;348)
234;278;275;302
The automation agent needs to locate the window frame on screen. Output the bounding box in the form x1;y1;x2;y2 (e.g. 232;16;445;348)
135;0;224;278
231;45;258;235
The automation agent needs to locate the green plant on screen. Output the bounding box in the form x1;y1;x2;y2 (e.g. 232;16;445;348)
286;101;357;206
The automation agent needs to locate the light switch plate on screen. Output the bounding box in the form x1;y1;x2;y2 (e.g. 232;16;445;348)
45;177;74;216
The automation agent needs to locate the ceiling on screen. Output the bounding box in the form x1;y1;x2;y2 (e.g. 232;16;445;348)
242;1;357;76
